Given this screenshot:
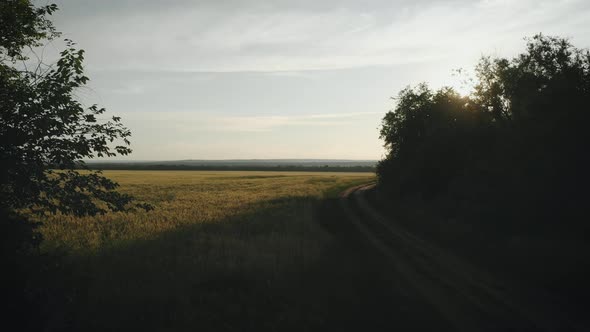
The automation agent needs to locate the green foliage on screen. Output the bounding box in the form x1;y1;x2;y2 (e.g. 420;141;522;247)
376;36;590;320
378;34;590;229
0;1;147;217
378;84;491;199
1;2;151;330
0;0;59;59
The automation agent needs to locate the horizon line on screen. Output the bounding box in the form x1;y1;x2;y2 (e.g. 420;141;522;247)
85;158;379;162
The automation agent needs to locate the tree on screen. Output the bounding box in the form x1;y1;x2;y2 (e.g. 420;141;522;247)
377;34;590;227
376;36;590;324
1;2;148;329
378;83;491;199
1;1;148;217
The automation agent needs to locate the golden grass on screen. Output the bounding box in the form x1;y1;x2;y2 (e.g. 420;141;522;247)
40;170;373;255
35;170;374;330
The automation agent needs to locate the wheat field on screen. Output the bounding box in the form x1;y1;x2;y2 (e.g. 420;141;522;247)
37;170;374;330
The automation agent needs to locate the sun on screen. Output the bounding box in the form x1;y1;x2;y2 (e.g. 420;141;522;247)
449;68;475;97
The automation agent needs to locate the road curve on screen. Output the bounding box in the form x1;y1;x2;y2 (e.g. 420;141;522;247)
339;183;578;332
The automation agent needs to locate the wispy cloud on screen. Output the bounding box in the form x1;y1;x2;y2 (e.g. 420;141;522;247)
49;0;590;160
121;111;383;133
55;0;590;73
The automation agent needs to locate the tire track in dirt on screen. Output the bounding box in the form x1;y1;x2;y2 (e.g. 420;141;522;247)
339;183;577;332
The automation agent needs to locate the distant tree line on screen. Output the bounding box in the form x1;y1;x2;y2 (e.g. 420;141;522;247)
378;34;590;235
81;163;376;172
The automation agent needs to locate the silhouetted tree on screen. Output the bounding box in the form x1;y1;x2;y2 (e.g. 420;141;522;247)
378;34;590;227
378;84;492;200
0;7;143;217
1;1;148;330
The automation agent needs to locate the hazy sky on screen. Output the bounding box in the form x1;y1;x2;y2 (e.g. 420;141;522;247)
48;0;590;160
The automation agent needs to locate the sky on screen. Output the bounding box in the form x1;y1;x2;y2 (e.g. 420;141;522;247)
46;0;590;160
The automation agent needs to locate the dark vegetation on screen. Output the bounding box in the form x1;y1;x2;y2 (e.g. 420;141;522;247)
60;194;421;332
87;159;376;167
3;0;589;330
1;1;145;330
376;35;590;322
84;160;375;172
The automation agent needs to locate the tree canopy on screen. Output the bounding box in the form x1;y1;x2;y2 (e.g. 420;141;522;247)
1;2;151;329
378;34;590;230
1;0;148;217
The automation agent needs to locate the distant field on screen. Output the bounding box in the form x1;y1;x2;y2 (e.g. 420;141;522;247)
38;170;374;330
84;159;377;172
40;170;373;253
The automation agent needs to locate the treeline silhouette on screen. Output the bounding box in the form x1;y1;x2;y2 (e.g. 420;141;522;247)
82;163;375;172
376;34;590;318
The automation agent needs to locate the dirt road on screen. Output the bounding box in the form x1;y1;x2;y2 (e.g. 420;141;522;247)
337;183;578;332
